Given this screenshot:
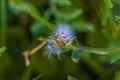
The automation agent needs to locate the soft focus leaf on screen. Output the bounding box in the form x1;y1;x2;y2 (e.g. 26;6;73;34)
56;8;83;21
30;21;44;35
51;0;72;6
9;1;40;15
43;9;52;20
115;16;120;24
67;75;79;80
104;0;113;8
102;29;120;46
0;47;6;57
110;52;120;63
113;0;120;3
70;20;95;32
101;8;109;26
9;1;23;14
71;49;80;63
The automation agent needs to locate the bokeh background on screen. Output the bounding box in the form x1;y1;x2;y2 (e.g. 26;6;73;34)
1;0;120;80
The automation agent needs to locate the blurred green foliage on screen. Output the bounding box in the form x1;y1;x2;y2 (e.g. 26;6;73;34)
0;47;6;57
1;0;120;80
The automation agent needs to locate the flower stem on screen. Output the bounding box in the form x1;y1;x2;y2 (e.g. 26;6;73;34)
1;0;7;46
30;39;48;56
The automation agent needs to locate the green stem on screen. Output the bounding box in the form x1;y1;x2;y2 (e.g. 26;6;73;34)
24;8;54;31
1;0;7;46
30;12;54;31
67;42;120;56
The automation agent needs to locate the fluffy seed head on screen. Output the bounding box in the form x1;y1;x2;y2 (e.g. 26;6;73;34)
52;24;75;42
44;24;75;57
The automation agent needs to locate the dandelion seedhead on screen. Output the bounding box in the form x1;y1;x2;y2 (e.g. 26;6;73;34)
51;24;75;42
23;23;77;66
43;24;75;57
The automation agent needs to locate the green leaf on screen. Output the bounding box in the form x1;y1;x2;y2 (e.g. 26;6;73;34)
9;2;40;15
70;20;94;32
101;8;109;26
0;47;6;57
102;29;120;63
56;8;83;21
67;76;79;80
102;29;120;46
30;21;44;35
113;0;120;3
110;52;120;63
71;49;80;63
104;0;113;8
9;2;23;14
51;0;72;6
115;16;120;24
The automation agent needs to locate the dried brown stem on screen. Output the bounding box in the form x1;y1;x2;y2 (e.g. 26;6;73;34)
29;39;48;56
23;39;48;66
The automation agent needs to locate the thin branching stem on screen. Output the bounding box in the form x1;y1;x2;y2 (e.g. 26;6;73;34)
30;39;48;56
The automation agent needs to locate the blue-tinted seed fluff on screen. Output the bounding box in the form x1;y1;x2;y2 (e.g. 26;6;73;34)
52;24;75;42
44;24;75;57
44;40;62;57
